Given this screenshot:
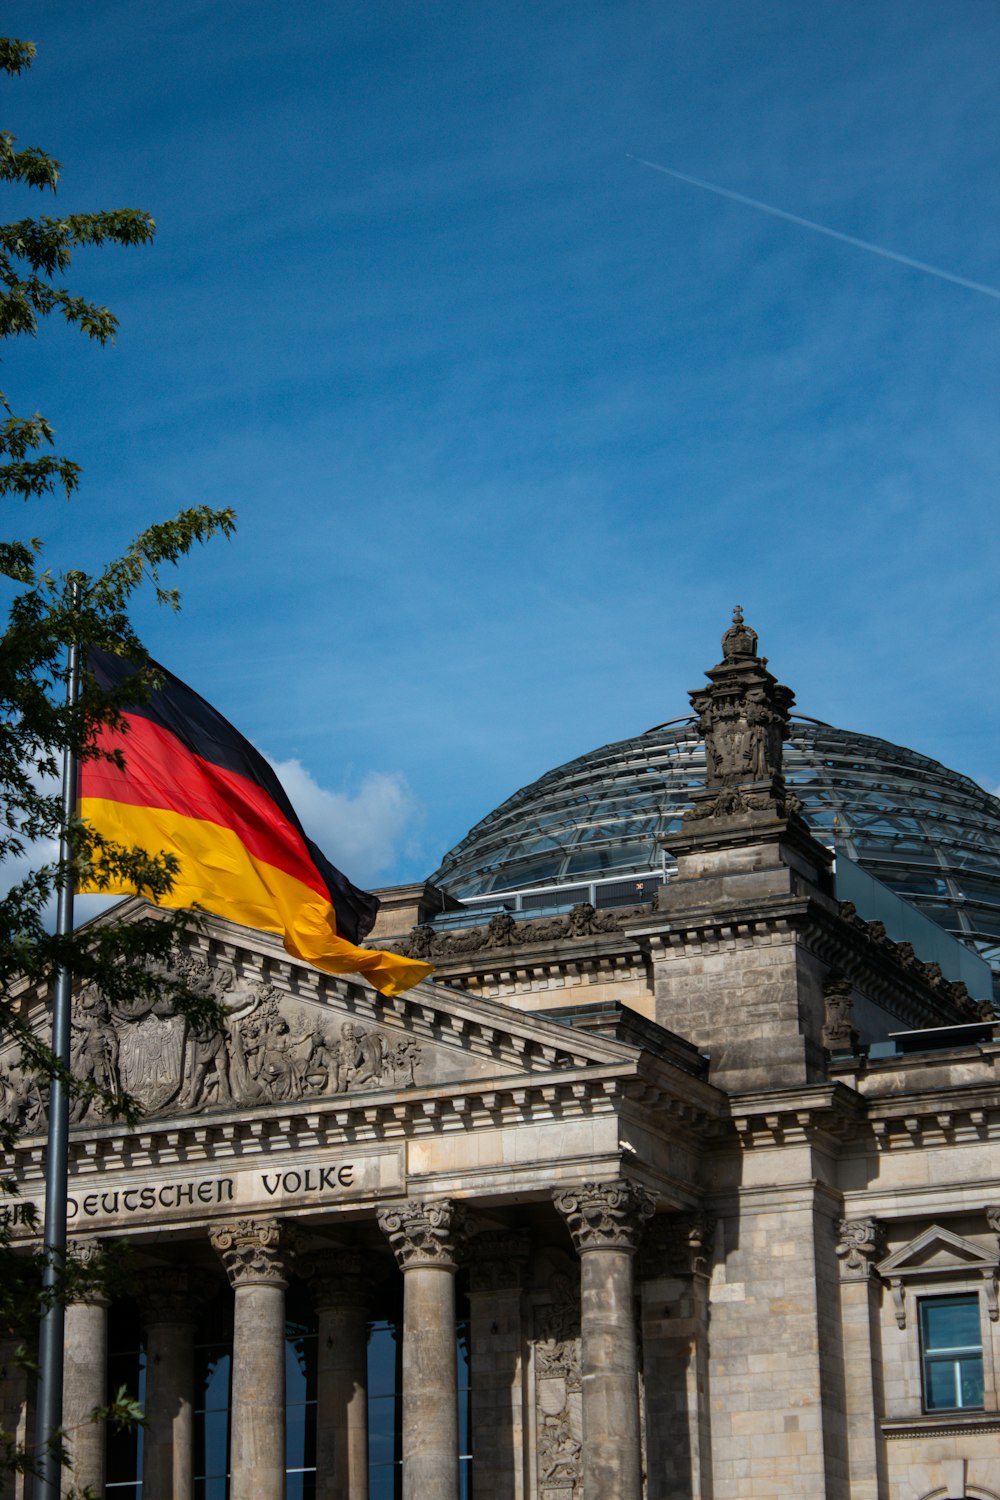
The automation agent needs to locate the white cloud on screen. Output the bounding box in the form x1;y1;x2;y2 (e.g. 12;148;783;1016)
266;757;423;889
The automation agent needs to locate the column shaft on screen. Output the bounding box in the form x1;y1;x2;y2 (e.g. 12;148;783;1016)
62;1299;108;1499
230;1282;286;1500
210;1220;288;1500
142;1315;195;1500
579;1248;641;1500
467;1232;530;1500
316;1299;369;1500
554;1182;654;1500
378;1199;466;1500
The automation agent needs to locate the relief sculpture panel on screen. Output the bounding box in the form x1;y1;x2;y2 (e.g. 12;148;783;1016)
1;952;424;1132
532;1256;582;1500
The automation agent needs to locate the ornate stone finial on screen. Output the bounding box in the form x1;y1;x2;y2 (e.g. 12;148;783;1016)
835;1218;886;1279
553;1181;656;1254
377;1199;468;1271
721;605;758;661
210;1219;287;1288
684;611;799;822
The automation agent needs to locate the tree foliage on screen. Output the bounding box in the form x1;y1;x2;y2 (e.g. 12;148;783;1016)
0;32;236;1403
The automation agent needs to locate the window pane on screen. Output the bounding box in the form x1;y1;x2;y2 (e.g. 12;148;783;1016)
959;1356;985;1409
921;1295;984;1412
923;1297;980;1351
925;1359;959;1410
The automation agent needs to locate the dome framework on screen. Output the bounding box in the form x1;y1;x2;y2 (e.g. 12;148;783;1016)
430;717;1000;973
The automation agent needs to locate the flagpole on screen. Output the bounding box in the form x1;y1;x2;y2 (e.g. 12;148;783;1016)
34;580;82;1500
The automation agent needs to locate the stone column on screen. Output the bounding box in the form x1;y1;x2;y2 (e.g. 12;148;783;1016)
467;1230;530;1500
377;1199;467;1500
298;1248;370;1500
0;1332;34;1500
554;1182;655;1500
139;1270;196;1500
62;1240;110;1500
638;1213;714;1500
210;1219;288;1500
835;1219;888;1500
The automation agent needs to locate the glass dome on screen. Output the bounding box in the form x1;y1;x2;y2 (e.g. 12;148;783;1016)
429;717;1000;972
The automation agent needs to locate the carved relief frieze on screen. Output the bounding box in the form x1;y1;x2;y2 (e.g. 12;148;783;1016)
0;954;427;1133
398;902;648;962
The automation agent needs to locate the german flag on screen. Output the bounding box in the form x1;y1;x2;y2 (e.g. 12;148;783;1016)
77;648;432;998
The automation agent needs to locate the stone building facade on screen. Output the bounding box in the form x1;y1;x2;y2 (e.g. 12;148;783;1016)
2;618;1000;1499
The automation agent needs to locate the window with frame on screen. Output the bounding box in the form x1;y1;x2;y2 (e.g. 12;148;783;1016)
919;1294;984;1412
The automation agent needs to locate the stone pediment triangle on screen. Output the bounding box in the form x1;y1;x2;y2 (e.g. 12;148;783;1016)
4;902;643;1132
877;1224;999;1278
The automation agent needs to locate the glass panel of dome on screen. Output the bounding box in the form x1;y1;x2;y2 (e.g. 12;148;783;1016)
962;881;1000;907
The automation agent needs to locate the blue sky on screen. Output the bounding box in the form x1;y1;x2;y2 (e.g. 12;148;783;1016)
5;0;999;889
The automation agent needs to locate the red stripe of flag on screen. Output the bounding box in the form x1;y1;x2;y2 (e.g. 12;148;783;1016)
83;715;330;904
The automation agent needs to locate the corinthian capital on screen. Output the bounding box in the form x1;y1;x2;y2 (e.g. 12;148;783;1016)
554;1181;656;1254
210;1218;287;1288
377;1199;467;1271
835;1218;886;1279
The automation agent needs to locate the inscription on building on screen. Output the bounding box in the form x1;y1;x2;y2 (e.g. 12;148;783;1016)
7;1149;402;1232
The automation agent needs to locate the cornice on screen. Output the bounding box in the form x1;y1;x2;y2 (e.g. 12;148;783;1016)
728;1082;868;1150
10;1062;642;1185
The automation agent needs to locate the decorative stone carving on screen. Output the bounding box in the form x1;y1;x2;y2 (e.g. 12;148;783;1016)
836;1218;886;1279
684;607;801;822
61;959;424;1124
65;1237;110;1306
836;901;986;1021
377;1199;467;1270
554;1181;656;1254
822;973;859;1053
210;1218;287;1287
639;1211;715;1280
0;1050;48;1135
532;1257;582;1499
398;901;646;961
469;1229;531;1293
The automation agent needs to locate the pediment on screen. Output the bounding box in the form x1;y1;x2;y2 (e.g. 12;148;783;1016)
877;1224;999;1279
3;902;646;1136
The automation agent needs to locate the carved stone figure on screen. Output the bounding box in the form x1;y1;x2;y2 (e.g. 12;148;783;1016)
485;912;517;948
69;990;121;1121
822;973;859;1053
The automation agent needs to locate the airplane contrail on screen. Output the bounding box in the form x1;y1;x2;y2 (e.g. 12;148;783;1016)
627;155;1000;302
